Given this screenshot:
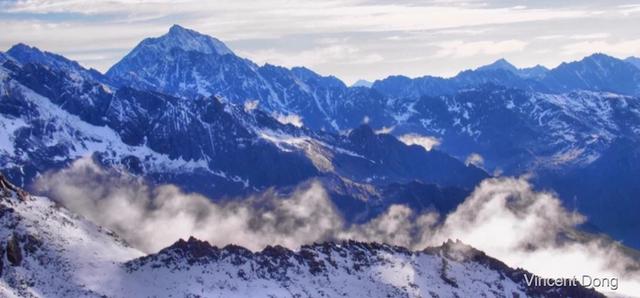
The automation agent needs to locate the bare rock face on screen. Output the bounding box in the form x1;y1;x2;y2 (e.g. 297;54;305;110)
0;173;28;201
6;234;22;266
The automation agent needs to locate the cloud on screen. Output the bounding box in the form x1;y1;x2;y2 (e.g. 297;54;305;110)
618;4;640;16
430;178;640;296
34;157;342;253
273;112;304;127
398;133;440;151
34;159;640;296
243;99;259;112
561;39;640;57
465;152;484;167
374;126;395;134
432;39;528;58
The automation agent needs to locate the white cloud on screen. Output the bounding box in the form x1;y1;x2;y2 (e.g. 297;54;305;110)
561;39;640;57
618;4;640;16
243;99;259;112
273;112;304;127
374;126;395;134
432;39;528;58
465;152;484;167
34;157;341;253
570;32;611;40
398;133;440;151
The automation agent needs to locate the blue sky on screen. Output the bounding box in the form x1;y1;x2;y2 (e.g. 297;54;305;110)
1;0;639;84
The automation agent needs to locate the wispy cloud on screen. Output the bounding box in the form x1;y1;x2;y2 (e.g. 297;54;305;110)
431;39;528;58
561;38;640;57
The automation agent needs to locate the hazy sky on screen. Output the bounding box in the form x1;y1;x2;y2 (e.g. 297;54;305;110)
1;0;639;84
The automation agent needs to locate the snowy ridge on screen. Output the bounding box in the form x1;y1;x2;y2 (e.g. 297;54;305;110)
121;237;604;298
149;25;233;56
0;176;604;298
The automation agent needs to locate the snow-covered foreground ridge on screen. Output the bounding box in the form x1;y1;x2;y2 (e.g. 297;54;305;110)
0;174;604;298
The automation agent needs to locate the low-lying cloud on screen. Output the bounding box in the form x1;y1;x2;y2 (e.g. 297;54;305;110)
398;133;440;151
35;158;341;253
465;152;484;167
273;112;304;127
35;158;640;296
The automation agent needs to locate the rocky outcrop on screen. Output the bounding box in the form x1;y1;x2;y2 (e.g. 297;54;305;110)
125;237;605;298
6;234;22;266
0;173;28;201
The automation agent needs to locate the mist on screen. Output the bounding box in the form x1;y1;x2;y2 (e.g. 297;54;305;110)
35;157;640;296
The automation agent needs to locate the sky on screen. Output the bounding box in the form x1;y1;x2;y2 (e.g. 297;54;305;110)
1;0;640;84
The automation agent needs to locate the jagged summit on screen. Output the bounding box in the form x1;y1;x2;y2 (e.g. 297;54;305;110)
476;58;518;72
124;236;605;298
162;24;234;55
7;43;82;70
105;24;237;96
6;43;108;83
129;24;233;58
476;58;549;79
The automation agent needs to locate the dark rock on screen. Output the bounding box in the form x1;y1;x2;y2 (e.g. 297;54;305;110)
6;234;23;266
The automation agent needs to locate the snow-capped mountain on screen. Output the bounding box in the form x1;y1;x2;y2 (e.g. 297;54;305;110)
101;25;640;176
106;25;391;131
0;175;605;298
5;24;640;250
0;45;487;223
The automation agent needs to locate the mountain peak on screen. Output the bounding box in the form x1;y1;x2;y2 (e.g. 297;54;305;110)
168;24;189;34
476;58;517;72
154;24;233;56
7;43;46;60
7;43;84;72
584;52;616;61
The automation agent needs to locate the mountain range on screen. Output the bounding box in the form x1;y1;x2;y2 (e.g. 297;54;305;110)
1;24;640;286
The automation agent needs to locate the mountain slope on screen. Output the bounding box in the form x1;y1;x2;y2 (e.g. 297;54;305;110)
0;175;605;298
